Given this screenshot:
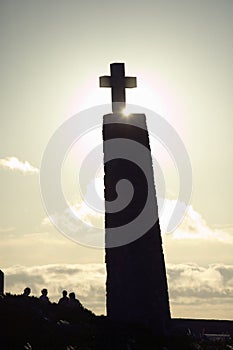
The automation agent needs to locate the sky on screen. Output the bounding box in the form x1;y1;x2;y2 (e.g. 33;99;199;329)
0;0;233;319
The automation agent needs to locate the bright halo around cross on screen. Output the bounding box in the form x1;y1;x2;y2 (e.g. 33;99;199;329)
121;107;133;117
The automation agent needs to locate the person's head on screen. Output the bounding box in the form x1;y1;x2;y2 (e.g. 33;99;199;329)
23;287;31;296
41;288;48;296
69;292;75;299
62;290;67;297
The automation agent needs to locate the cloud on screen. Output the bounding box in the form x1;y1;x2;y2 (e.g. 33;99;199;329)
0;157;39;174
4;264;106;315
167;263;233;300
160;199;233;243
40;202;105;247
2;263;233;319
166;263;233;319
42;198;233;247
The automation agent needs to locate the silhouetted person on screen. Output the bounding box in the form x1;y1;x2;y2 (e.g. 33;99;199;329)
68;292;83;310
58;290;69;306
23;287;31;297
39;288;50;304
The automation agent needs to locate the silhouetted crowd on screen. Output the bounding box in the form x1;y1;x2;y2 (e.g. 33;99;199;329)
22;287;84;310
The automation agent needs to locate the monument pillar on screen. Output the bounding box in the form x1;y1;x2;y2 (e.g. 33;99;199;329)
100;63;170;333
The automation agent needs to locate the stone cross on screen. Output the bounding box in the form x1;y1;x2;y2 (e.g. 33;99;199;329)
99;63;137;113
101;63;170;333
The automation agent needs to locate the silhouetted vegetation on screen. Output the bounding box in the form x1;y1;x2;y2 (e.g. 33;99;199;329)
0;294;232;349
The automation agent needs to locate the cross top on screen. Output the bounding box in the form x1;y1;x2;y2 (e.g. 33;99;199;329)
99;63;137;113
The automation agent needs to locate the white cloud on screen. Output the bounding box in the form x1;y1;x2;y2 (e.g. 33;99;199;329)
166;263;233;319
0;157;39;174
160;199;233;243
44;198;233;244
41;198;104;231
4;263;106;315
40;201;105;248
2;262;233;320
167;263;232;299
40;198;233;253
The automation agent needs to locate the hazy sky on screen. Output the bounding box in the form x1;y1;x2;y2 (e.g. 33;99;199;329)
1;0;233;319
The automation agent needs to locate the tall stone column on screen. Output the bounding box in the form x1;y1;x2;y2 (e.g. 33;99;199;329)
103;112;170;334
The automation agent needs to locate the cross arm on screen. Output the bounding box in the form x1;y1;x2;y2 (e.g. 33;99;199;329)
125;76;137;88
99;75;112;88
